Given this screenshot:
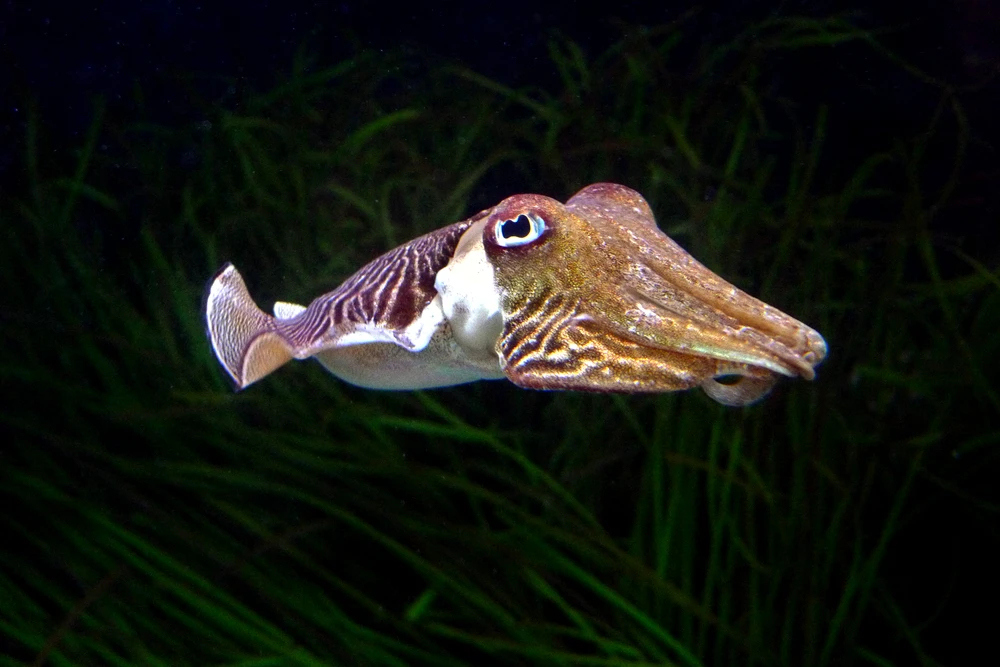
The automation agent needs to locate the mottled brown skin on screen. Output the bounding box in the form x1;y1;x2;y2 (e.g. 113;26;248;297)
481;183;825;403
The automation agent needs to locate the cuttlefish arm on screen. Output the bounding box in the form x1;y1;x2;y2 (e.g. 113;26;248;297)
204;183;826;405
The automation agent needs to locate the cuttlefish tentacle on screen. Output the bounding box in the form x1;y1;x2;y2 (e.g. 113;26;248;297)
205;183;826;405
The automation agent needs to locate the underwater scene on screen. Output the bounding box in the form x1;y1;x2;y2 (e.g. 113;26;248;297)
2;2;998;665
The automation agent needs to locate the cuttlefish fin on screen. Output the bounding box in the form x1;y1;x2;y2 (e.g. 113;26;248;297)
204;263;298;389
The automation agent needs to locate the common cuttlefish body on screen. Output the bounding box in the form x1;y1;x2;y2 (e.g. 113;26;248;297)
205;183;826;405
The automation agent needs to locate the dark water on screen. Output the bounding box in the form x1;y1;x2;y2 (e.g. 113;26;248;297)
4;1;995;136
2;1;999;664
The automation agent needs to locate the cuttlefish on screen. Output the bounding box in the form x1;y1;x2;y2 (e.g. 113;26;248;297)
205;183;826;405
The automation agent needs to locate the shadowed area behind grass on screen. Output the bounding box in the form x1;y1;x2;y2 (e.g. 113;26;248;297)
1;13;997;667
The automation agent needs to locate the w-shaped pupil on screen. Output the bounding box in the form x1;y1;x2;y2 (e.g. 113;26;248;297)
501;215;531;239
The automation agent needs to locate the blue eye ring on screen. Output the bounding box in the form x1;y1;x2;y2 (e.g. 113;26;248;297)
493;212;546;247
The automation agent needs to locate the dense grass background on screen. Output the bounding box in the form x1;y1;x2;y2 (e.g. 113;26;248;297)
2;13;997;666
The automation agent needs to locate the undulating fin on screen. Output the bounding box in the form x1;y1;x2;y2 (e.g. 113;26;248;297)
204;263;295;389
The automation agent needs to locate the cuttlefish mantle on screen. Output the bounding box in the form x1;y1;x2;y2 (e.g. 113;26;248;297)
204;183;826;405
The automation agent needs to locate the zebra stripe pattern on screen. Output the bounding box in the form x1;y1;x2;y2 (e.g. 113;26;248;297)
279;215;484;350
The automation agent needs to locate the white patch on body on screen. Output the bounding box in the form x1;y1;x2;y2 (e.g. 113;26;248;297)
434;219;504;358
273;301;306;319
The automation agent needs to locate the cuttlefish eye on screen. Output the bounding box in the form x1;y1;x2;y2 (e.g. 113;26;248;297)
493;212;546;247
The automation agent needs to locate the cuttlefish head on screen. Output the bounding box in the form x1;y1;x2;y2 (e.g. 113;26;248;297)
469;182;826;405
